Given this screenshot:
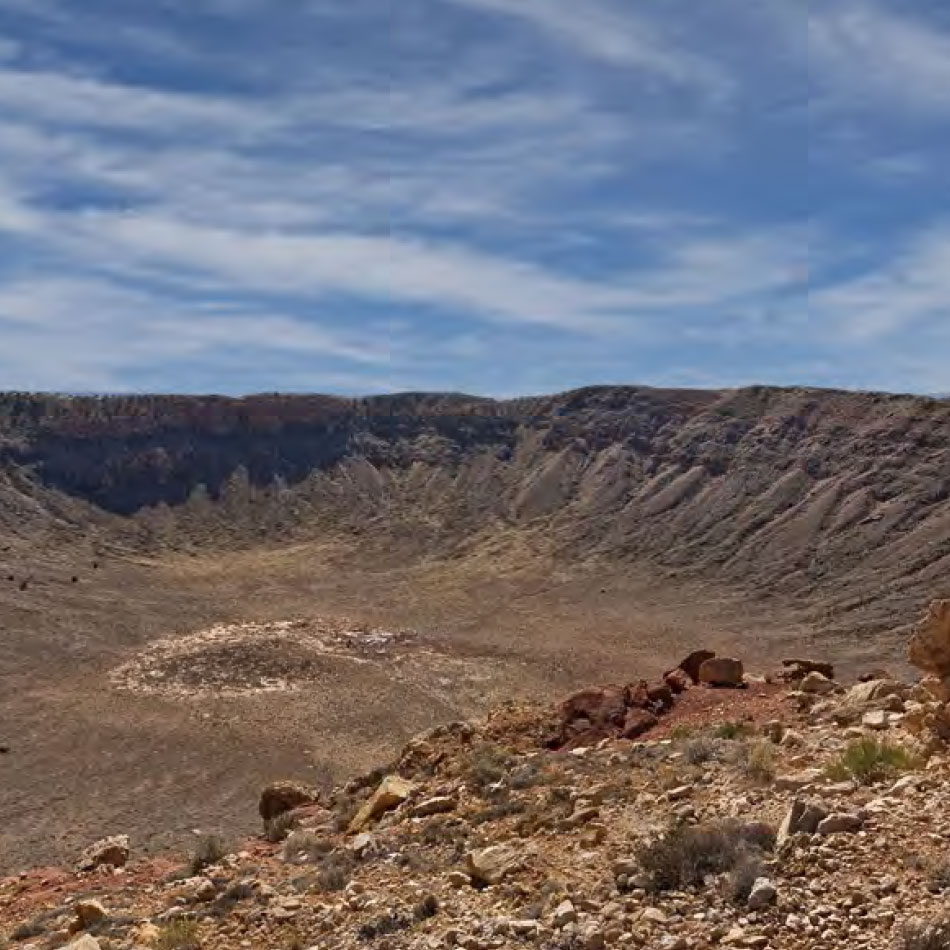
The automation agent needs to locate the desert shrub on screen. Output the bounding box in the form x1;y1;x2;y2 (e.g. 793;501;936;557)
826;737;916;785
155;919;201;950
189;834;228;874
684;736;719;765
264;811;300;843
725;851;762;903
900;914;950;950
636;819;773;893
466;743;513;794
282;829;333;864
714;721;753;740
926;858;950;893
669;724;694;741
316;850;357;892
731;739;776;784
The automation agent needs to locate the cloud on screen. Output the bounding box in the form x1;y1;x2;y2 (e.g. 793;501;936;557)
809;225;950;342
441;0;732;96
809;3;950;117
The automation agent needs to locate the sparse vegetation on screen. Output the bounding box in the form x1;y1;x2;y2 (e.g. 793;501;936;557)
826;737;917;785
636;819;774;893
900;914;950;950
731;739;776;784
155;919;201;950
189;834;229;875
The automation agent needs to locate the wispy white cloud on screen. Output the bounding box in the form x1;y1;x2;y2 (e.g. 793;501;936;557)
809;3;950;116
441;0;732;97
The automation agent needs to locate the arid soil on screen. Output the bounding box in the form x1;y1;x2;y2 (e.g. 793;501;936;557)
0;385;942;872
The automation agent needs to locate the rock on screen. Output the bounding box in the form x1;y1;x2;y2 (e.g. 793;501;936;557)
698;656;744;688
777;798;828;846
663;667;691;693
799;671;836;695
677;649;717;684
412;796;456;818
465;844;521;885
748;877;778;909
846;679;901;707
67;938;102;950
646;683;674;710
73;899;108;930
75;835;130;872
622;707;658;739
781;658;835;681
817;812;863;834
552;899;577;928
862;709;894;731
348;775;414;833
909;599;950;677
558;685;628;743
259;781;319;822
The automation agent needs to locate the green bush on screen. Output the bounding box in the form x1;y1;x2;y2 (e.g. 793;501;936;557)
826;737;916;785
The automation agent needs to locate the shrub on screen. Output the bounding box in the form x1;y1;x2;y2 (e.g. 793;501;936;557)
636;819;772;892
189;834;228;875
732;740;776;784
714;721;753;740
264;811;300;843
826;737;916;786
683;736;719;765
282;829;333;864
900;914;950;950
155;919;201;950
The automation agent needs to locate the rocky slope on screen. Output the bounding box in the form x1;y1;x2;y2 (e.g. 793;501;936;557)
3;385;950;639
5;605;950;950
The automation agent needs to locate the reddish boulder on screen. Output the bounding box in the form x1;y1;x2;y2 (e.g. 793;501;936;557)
558;685;627;743
663;668;691;694
259;781;321;823
622;708;658;739
625;680;651;709
646;683;674;711
678;650;717;684
781;658;835;682
698;656;745;688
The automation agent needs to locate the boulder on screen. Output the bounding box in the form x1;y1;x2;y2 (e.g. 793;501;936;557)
646;683;674;711
75;835;130;873
698;657;744;688
817;812;863;835
559;685;627;733
781;658;835;681
259;781;320;823
909;599;950;677
845;679;900;707
67;939;101;950
776;798;828;847
622;708;658;740
663;668;691;694
466;843;521;885
72;900;108;931
678;650;717;684
347;775;414;833
748;877;778;910
799;671;836;695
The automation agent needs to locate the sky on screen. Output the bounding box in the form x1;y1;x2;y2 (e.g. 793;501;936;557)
0;1;949;396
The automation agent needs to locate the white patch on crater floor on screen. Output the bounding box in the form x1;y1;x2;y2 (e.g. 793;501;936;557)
109;617;499;700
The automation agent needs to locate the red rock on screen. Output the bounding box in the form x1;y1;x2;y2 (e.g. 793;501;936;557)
698;656;745;688
622;708;658;739
625;680;651;709
558;685;627;734
678;650;717;684
259;781;320;823
646;683;674;710
663;668;691;694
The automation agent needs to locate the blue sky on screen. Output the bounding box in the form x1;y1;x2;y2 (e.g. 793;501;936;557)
0;1;949;395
